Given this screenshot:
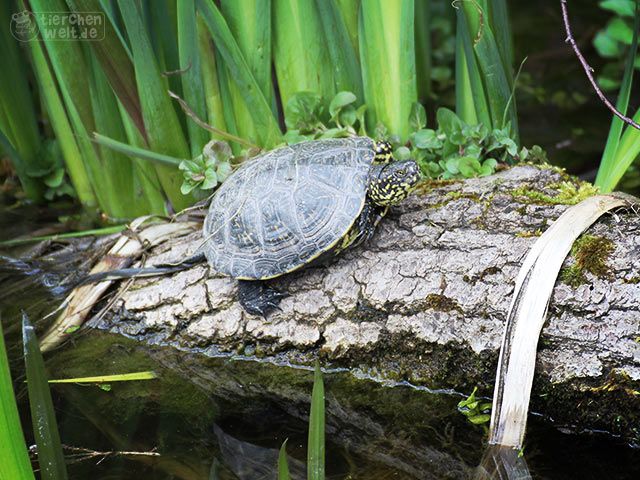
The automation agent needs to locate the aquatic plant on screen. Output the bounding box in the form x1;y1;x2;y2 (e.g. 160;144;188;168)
278;362;325;480
0;0;517;220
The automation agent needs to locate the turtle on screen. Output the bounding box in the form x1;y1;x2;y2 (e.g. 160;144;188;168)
203;136;421;316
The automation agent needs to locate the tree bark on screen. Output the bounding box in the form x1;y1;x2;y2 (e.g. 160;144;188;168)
90;165;640;441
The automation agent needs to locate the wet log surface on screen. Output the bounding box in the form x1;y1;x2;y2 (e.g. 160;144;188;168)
90;165;640;440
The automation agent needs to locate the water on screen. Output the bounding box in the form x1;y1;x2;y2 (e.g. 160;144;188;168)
0;327;628;479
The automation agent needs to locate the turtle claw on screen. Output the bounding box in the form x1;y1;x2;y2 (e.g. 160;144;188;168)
237;280;286;318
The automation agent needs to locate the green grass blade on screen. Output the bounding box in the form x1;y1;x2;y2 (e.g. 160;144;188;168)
88;52;150;219
458;1;517;138
415;0;432;102
486;0;514;84
307;362;325;480
359;0;417;141
277;439;291;480
119;0;193;211
273;0;335;111
221;0;273;105
315;0;363;100
22;314;68;480
0;317;35;480
0;225;125;247
25;26;97;209
455;13;481;125
29;1;121;214
197;0;282;148
220;0;272;145
599;107;640;192
30;0;95;130
67;0;146;138
215;63;241;147
0;4;46;201
197;15;229;141
335;0;360;57
93;133;185;167
118;104;167;214
178;0;210;158
596;2;640;191
48;371;157;383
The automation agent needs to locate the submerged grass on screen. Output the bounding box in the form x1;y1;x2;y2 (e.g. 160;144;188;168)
277;362;325;480
22;313;68;480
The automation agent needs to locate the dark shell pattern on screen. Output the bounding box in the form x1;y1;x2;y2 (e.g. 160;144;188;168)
203;137;376;279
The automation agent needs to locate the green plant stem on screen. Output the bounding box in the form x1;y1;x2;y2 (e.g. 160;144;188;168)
0;316;35;480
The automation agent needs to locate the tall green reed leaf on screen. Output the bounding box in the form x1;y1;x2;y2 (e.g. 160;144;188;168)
197;0;282;148
22;313;68;480
278;439;291;480
0;225;125;247
220;0;273;145
415;0;432;102
88;53;151;219
457;0;518;139
335;0;360;57
93;133;185;167
485;0;514;84
30;0;120;213
118;0;192;211
220;0;274;106
0;4;46;201
273;0;335;112
25;24;96;208
307;362;325;480
0;316;35;480
315;0;363;100
456;12;485;125
595;1;640;192
68;0;146;138
197;15;229;142
178;0;210;157
359;0;417;142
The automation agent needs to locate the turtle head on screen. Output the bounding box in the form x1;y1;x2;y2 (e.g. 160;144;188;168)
369;159;420;206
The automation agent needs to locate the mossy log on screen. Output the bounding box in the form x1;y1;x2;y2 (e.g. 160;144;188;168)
89;165;640;441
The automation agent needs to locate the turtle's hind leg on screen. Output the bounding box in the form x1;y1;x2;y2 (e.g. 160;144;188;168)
237;280;286;317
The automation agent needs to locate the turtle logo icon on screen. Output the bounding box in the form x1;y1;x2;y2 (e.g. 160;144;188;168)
10;10;39;42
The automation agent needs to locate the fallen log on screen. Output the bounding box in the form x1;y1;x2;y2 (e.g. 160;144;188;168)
88;165;640;441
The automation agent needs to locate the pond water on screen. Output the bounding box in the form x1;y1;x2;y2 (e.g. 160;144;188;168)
0;225;639;480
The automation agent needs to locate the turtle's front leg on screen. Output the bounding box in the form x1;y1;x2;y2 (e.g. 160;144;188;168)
237;280;286;318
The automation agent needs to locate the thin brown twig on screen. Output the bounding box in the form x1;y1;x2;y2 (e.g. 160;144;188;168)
167;90;260;150
560;0;640;131
162;60;192;77
61;444;160;464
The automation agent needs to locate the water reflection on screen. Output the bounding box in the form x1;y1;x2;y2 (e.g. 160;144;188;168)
474;446;531;480
212;424;306;480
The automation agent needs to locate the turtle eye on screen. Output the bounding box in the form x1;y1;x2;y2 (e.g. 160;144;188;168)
397;168;406;175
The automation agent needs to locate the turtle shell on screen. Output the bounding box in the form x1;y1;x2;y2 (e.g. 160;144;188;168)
203;136;376;280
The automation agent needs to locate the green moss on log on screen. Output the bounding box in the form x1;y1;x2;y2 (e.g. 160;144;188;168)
560;234;615;287
509;181;599;206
